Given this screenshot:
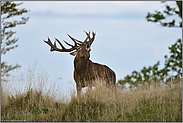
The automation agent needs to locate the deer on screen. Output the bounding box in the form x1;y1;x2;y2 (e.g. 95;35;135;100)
43;31;116;98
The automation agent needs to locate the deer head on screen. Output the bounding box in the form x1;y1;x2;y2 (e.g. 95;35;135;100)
43;31;96;58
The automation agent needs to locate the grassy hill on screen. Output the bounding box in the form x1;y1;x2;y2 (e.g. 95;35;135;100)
1;68;182;122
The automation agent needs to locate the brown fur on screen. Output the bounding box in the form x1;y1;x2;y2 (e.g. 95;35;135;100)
73;46;116;97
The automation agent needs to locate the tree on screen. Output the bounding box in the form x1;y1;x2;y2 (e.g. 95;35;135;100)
117;1;182;88
146;1;182;27
1;1;29;81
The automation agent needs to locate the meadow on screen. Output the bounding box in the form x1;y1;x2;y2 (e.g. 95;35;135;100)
1;66;182;122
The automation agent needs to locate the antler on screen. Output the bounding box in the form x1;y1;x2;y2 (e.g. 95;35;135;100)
43;37;79;52
84;30;96;46
43;31;96;52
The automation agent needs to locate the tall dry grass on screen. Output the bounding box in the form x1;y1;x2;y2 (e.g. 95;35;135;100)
1;66;182;122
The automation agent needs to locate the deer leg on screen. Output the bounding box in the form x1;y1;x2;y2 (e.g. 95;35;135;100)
76;84;82;98
108;83;117;94
111;83;116;93
111;83;117;98
88;84;92;94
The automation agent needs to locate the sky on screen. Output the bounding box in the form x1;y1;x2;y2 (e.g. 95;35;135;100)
1;1;182;97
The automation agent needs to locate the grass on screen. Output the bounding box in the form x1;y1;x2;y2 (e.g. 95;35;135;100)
1;67;182;122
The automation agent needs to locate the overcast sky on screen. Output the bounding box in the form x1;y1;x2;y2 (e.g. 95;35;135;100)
2;1;182;97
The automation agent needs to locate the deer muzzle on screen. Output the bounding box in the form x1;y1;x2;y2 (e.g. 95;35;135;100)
86;47;91;52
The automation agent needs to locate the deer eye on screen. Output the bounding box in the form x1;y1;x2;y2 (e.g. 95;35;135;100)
77;47;81;50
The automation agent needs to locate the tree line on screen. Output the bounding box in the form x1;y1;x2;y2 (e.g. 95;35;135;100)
117;1;182;88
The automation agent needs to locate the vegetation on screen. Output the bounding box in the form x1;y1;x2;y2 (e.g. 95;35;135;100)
1;67;182;122
1;1;182;122
146;1;182;27
1;1;29;81
117;1;182;88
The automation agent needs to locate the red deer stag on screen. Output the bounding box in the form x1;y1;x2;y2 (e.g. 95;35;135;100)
43;31;116;97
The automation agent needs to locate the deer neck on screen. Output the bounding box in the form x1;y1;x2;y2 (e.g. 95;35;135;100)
74;56;90;73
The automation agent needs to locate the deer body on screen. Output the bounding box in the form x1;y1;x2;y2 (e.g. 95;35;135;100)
74;58;116;97
44;31;116;97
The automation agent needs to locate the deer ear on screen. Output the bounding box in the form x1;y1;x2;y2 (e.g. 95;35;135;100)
70;50;78;56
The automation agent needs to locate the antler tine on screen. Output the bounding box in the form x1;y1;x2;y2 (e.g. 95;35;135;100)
84;35;89;43
84;30;91;41
88;31;96;46
55;38;66;49
67;34;83;45
63;40;74;47
43;37;55;51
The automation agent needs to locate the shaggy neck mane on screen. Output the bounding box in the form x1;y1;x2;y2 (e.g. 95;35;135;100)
74;56;90;73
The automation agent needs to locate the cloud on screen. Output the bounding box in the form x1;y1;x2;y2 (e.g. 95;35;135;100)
20;1;179;23
22;1;165;16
